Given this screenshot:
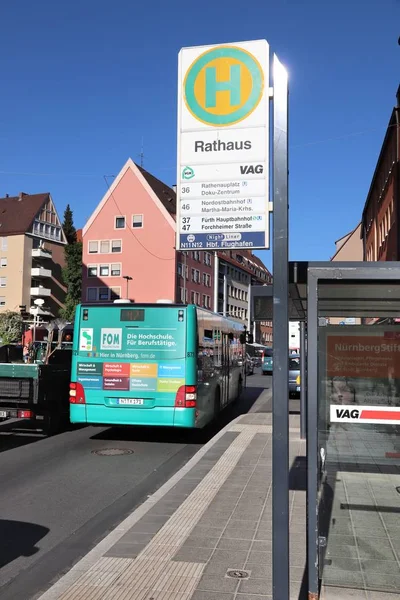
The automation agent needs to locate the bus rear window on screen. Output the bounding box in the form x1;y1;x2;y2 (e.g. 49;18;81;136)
120;309;145;321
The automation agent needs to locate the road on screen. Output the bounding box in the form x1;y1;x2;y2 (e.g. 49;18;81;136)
0;373;270;600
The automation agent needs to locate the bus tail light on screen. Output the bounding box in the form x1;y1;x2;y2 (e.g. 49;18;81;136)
175;385;197;408
69;382;86;404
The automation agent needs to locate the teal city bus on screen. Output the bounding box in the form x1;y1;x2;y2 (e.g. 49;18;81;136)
69;302;245;428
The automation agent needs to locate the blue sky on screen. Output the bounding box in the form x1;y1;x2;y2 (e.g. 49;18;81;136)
1;0;399;271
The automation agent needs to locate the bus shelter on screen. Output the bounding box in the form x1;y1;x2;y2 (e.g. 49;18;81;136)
252;261;400;599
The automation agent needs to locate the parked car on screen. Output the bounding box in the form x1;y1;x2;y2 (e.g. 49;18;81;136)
289;354;301;397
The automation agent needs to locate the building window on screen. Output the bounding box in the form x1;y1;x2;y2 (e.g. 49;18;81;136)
179;287;186;303
110;287;121;300
204;252;212;266
132;214;143;228
191;269;200;283
88;241;98;254
0;277;6;288
192;251;200;261
177;263;183;277
100;240;110;254
0;258;6;268
99;287;109;300
115;216;126;229
100;265;109;277
0;296;5;306
111;240;122;253
87;287;97;301
191;291;196;304
111;263;121;276
88;265;98;277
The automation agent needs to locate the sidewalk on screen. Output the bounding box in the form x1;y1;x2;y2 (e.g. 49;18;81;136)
34;390;396;600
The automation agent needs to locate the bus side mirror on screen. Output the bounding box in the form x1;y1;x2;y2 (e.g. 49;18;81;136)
228;333;234;341
239;334;246;344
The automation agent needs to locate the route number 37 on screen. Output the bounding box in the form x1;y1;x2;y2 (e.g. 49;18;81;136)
181;216;191;231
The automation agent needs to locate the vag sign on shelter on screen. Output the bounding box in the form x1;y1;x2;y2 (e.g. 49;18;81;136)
101;328;122;350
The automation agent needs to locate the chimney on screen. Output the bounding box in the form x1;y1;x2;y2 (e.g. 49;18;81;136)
18;192;27;201
172;184;177;193
5;194;9;198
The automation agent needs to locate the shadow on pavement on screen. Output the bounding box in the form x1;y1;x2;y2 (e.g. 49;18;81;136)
0;520;49;569
0;421;46;454
90;383;267;446
0;421;86;455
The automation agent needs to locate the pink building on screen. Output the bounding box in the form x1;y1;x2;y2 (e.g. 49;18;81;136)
82;159;214;305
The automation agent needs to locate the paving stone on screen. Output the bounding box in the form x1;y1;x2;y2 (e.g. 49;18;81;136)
173;546;214;563
196;575;238;593
238;577;273;595
192;592;234;600
217;538;252;552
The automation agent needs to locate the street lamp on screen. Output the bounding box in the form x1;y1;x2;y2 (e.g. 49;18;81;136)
32;298;45;344
122;275;133;299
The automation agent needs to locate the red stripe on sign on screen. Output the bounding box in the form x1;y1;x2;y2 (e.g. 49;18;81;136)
360;410;400;421
385;452;400;458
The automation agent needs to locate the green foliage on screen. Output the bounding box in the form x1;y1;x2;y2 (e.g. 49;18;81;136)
0;311;24;344
62;204;77;245
61;206;82;321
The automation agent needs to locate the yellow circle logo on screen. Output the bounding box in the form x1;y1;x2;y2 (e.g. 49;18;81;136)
184;46;264;127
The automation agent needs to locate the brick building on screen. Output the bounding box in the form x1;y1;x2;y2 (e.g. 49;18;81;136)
362;86;400;261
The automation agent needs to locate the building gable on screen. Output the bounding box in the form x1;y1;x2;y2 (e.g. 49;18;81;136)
29;194;67;244
83;158;176;236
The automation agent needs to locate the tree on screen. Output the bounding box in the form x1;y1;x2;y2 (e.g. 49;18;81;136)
60;206;82;321
62;204;77;245
0;311;23;344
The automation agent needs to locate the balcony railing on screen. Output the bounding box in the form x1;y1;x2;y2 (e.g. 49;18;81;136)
31;286;51;297
32;248;52;259
31;267;52;278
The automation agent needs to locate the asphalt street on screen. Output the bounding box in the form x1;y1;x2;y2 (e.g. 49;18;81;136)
0;372;272;600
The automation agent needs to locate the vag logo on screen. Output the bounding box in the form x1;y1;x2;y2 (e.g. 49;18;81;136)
101;328;122;350
184;46;264;127
240;164;264;175
335;409;360;419
330;405;361;422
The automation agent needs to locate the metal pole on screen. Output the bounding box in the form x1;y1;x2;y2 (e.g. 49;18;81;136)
307;271;319;600
223;264;228;316
272;54;289;600
213;252;219;312
300;320;307;439
247;282;252;330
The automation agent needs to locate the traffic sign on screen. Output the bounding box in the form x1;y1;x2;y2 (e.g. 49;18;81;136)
176;40;270;251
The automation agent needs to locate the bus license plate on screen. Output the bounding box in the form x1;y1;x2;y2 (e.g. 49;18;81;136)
0;410;7;418
118;399;144;405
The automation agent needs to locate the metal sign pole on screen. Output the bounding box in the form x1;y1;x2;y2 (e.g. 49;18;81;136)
272;54;289;600
300;321;307;439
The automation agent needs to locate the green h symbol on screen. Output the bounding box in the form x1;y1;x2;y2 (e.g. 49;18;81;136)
205;64;241;108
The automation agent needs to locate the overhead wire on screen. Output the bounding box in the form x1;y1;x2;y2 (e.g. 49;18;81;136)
103;175;175;261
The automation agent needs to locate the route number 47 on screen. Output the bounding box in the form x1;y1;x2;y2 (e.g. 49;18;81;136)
181;216;191;231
